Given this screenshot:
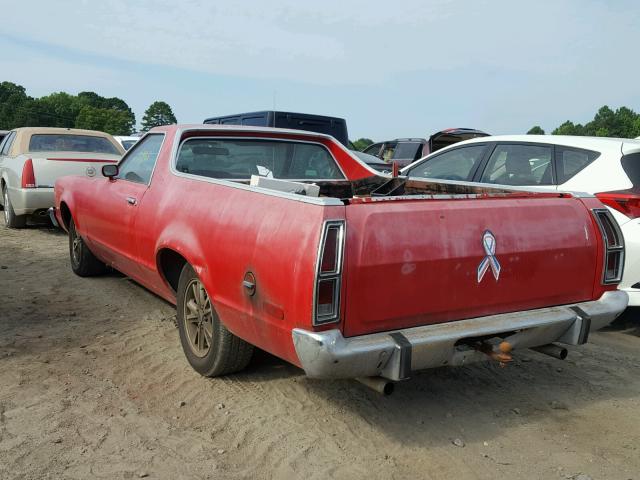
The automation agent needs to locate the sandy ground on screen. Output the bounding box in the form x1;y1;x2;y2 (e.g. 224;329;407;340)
1;225;640;480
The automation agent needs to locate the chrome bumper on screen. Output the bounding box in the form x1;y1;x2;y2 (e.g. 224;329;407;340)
292;290;628;381
48;207;59;228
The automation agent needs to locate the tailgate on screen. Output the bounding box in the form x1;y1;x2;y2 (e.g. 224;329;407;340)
31;152;121;187
342;196;599;337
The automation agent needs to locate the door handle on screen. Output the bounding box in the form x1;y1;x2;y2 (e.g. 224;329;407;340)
126;196;137;206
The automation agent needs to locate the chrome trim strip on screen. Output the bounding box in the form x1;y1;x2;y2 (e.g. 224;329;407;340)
312;220;345;326
592;208;625;284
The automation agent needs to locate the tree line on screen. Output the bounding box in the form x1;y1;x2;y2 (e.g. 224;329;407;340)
0;81;176;135
528;105;640;138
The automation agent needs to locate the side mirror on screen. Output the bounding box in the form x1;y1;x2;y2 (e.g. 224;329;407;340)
102;164;119;179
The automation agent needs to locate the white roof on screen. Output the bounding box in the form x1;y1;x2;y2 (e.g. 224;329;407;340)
459;134;640;154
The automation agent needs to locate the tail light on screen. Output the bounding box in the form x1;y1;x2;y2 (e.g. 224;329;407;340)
595;191;640;219
21;159;36;188
313;220;345;325
592;208;624;284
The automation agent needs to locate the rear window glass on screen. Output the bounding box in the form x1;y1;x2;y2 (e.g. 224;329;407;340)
393;142;422;160
29;134;119;154
175;138;345;180
556;147;600;184
620;152;640;187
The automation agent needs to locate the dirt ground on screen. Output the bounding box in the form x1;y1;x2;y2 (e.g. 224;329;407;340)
1;226;639;480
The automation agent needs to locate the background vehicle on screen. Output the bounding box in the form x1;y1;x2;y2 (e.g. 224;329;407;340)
113;135;140;151
351;150;392;174
403;134;640;305
363;128;489;167
204;111;349;146
0;127;124;228
53;125;626;387
0;131;8;144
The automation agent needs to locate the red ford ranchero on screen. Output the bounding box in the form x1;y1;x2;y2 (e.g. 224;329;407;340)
51;124;627;393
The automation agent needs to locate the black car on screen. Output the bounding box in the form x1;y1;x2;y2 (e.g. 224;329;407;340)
204;111;349;147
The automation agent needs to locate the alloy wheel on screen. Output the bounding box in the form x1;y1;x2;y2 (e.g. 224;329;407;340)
183;279;214;357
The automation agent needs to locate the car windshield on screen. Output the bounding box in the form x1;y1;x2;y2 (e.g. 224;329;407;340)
121;140;137;150
29;134;119;154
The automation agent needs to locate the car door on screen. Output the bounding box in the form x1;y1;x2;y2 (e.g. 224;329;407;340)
476;142;556;188
82;133;165;277
404;144;489;181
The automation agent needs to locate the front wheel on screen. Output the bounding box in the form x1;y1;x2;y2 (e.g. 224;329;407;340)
3;186;26;229
177;264;253;377
69;218;107;276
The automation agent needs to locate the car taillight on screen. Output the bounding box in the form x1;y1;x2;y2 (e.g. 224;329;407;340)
595;191;640;219
592;208;624;284
313;220;345;325
21;159;36;188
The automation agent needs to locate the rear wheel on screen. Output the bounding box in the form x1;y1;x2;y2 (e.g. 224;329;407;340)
177;264;253;377
3;186;26;229
69;218;107;276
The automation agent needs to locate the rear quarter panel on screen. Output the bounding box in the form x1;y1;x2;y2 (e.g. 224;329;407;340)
132;131;347;365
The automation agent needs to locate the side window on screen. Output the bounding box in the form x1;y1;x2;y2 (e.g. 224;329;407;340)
556;147;600;184
363;143;382;157
117;134;164;184
480;144;553;186
1;132;16;156
380;142;397;162
175;138;345;180
406;145;486;181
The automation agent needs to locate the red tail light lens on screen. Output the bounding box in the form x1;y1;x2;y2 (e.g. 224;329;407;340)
596;191;640;219
21;158;36;188
313;220;345;325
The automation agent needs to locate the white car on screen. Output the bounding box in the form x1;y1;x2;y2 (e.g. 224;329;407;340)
113;135;140;151
402;135;640;305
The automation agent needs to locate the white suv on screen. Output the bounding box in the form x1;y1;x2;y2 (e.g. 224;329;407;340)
402;135;640;305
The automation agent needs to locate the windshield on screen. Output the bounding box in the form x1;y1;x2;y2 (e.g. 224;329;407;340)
29;134;120;154
121;140;137;150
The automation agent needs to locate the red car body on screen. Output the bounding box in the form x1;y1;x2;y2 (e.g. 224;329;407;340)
53;124;627;383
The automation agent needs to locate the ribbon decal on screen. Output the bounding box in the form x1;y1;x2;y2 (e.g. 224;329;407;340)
477;230;501;283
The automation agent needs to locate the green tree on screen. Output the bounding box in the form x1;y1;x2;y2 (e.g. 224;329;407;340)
0;82;136;134
552;105;640;138
526;126;545;135
141;101;177;131
0;82;37;129
352;138;374;151
552;121;586;136
35;92;81;128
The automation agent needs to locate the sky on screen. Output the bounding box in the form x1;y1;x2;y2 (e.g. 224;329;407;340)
0;0;638;140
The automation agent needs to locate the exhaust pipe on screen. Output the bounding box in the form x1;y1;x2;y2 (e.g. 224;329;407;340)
356;376;395;395
531;343;568;360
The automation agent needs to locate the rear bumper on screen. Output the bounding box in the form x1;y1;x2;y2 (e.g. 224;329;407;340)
7;186;54;215
292;290;628;381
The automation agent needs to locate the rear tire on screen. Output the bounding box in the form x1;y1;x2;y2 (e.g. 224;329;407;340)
177;264;253;377
69;218;107;276
3;186;27;229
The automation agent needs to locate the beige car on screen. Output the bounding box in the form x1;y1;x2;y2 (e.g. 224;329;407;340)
0;127;124;228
